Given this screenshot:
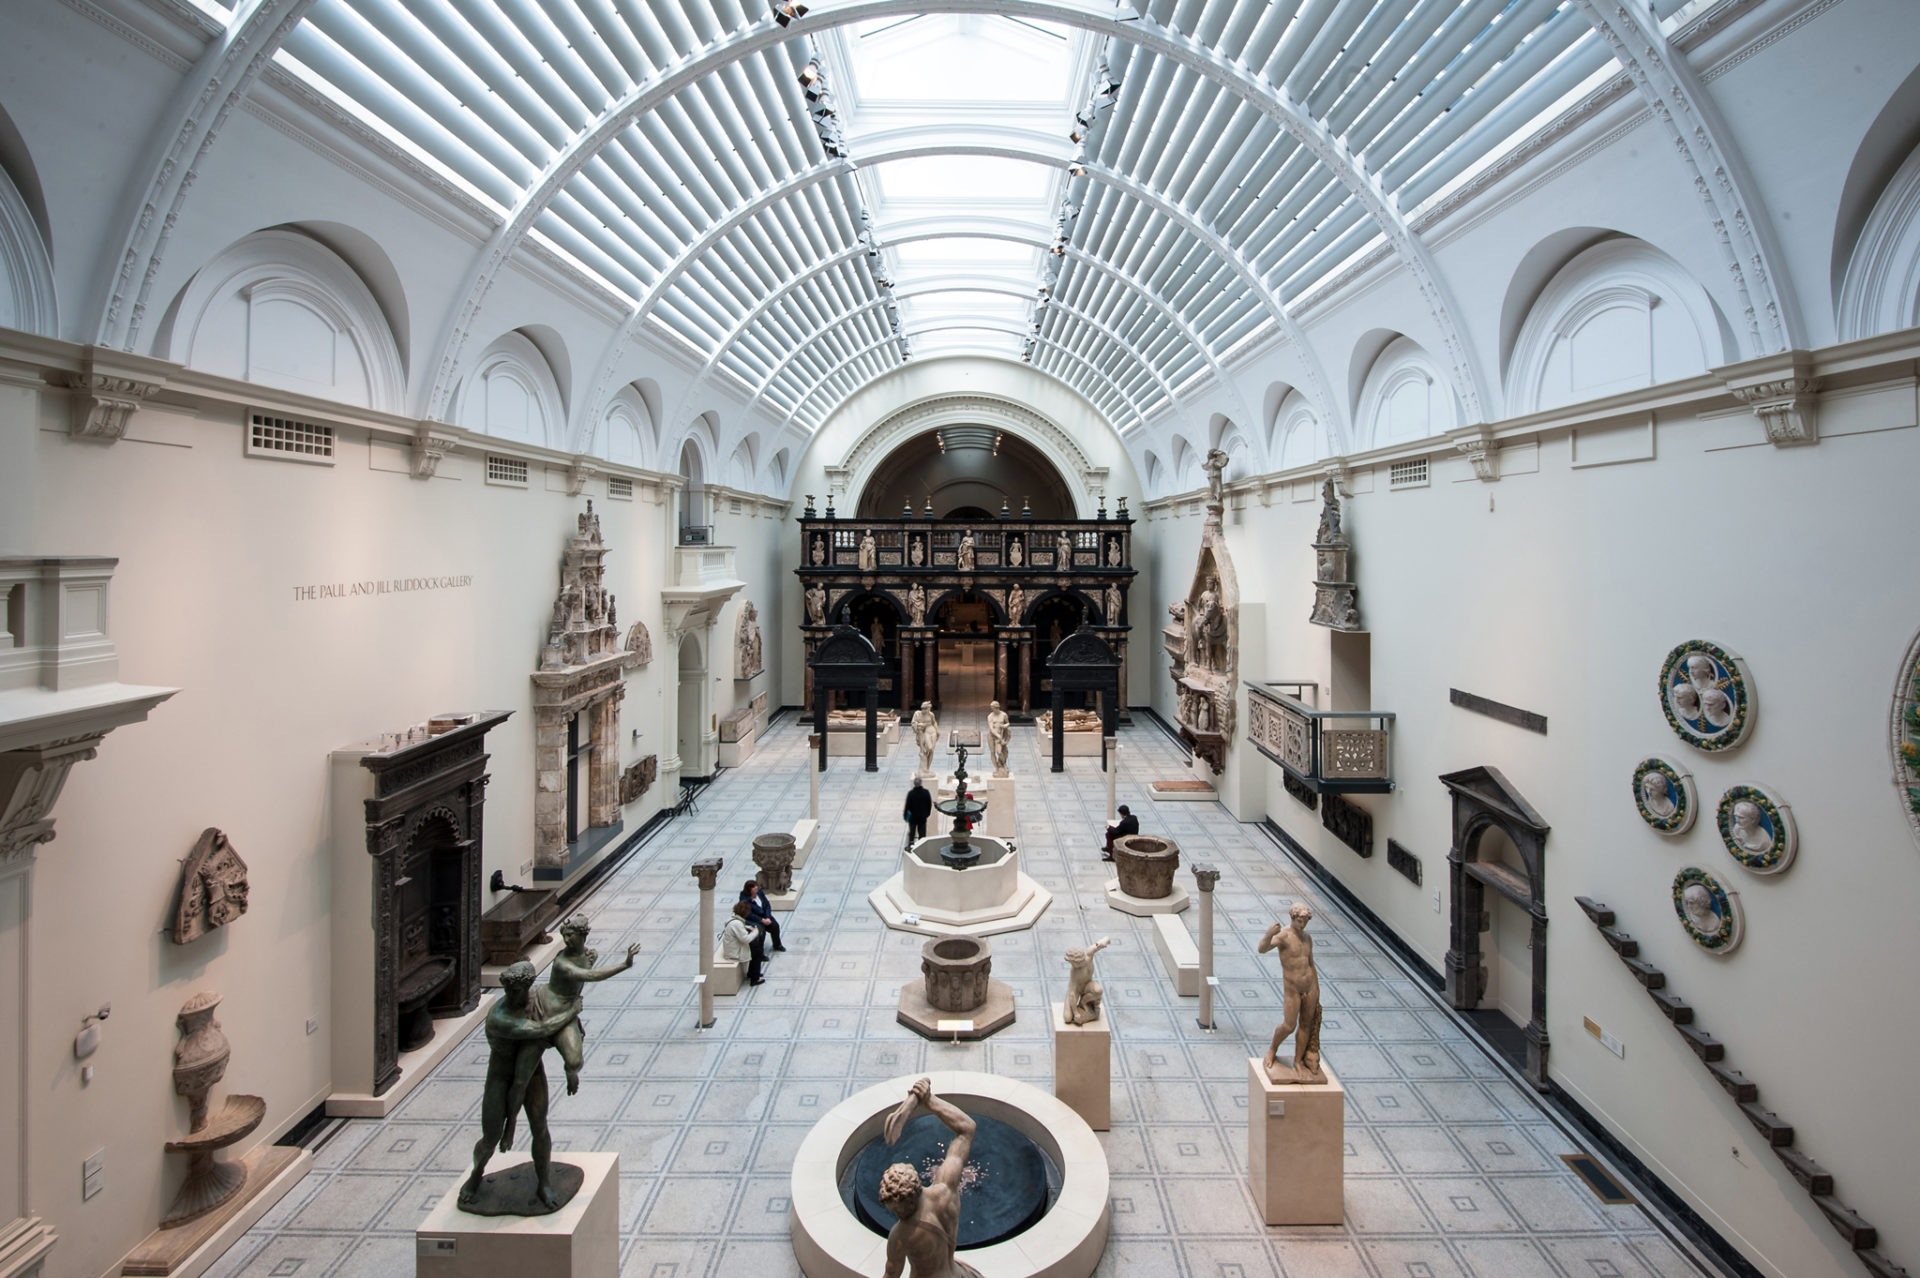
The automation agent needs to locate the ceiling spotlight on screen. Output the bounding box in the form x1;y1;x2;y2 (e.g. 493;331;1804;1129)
1069;127;1085;143
1096;78;1121;99
1068;162;1086;178
773;2;807;27
799;62;821;88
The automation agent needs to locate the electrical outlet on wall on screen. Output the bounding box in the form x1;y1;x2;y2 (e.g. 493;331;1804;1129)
1431;887;1441;913
306;1017;319;1036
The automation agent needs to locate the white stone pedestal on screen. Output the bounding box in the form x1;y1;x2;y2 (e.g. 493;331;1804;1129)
417;1151;619;1277
1052;1003;1111;1131
1247;1059;1344;1225
709;949;743;996
1104;880;1191;916
717;731;755;768
790;817;818;866
1151;914;1199;996
768;879;804;911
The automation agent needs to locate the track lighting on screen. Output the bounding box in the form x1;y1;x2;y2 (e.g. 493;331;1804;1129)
773;2;807;27
799;62;821;92
1068;162;1086;178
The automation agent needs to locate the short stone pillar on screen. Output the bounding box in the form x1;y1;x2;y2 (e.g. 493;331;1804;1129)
1248;1059;1344;1225
1192;863;1220;1029
691;858;723;1029
752;832;801;910
1103;736;1118;821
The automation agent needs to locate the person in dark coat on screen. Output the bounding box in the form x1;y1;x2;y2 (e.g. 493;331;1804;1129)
1102;804;1139;859
904;778;933;844
739;879;785;953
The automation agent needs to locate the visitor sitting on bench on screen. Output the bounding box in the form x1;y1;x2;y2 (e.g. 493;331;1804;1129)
739;879;785;954
1102;804;1138;860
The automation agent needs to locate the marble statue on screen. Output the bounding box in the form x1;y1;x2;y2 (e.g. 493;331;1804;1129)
171;827;249;944
957;530;975;571
1189;575;1223;671
459;962;585;1213
912;701;939;775
1104;584;1121;626
910;537;925;566
1062;936;1111;1025
1106;538;1120;567
1315;477;1342;543
859;530;877;571
1203;447;1228;509
811;534;825;566
1259;903;1325;1084
1006;582;1025;625
986;700;1011;775
878;1078;983;1278
871;617;886;651
805;583;826;624
1008;538;1023;566
909;583;928;626
1057;530;1074;563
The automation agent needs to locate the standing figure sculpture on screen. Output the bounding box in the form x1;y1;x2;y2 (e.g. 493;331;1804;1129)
1006;582;1025;626
806;583;826;625
1259;903;1326;1084
878;1078;983;1278
501;917;638;1123
1008;538;1023;567
1062;936;1111;1025
1188;575;1223;672
811;534;826;566
957;530;976;571
912;701;939;776
459;962;584;1213
910;537;925;566
859;530;878;571
908;583;928;626
986;700;1011;775
1203;447;1229;510
1104;584;1121;626
1056;530;1074;564
1315;477;1342;543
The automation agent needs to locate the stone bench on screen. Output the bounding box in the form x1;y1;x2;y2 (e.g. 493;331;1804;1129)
710;949;743;996
1152;913;1199;997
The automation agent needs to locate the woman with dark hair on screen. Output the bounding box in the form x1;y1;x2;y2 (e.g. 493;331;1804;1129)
739;879;785;954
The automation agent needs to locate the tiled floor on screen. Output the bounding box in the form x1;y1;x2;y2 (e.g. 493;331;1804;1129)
208;705;1708;1278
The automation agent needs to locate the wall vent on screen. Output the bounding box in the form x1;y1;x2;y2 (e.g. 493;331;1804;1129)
246;411;334;464
729;497;743;514
485;455;529;488
607;476;634;501
1388;457;1429;489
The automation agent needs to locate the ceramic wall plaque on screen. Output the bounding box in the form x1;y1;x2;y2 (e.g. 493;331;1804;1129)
1659;640;1754;751
1715;783;1796;874
1672;866;1743;955
1892;627;1920;850
1631;756;1697;835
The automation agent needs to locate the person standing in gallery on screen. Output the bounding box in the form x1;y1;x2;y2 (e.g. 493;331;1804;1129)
1102;803;1139;860
739;878;786;954
904;776;933;846
722;900;766;986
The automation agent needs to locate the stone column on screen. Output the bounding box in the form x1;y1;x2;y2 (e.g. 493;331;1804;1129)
1018;639;1031;714
807;735;821;818
692;857;723;1029
899;638;914;711
1104;736;1118;819
995;637;1008;705
1193;863;1220;1029
921;641;935;711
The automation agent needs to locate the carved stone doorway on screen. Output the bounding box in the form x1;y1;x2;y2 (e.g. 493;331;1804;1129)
677;633;708;780
1440;765;1551;1091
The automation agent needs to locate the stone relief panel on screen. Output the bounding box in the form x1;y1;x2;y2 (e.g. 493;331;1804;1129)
1631;756;1697;836
1659;640;1754;752
1892;627;1920;851
736;601;764;680
1672;866;1742;955
625;620;653;666
171;827;249;943
1715;783;1796;875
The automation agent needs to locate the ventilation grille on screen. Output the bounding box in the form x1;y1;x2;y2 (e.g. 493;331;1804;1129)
246;412;334;464
485;455;529;487
1388;457;1429;489
607;476;634;501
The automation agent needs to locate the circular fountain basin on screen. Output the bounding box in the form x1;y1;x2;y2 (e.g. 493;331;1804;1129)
791;1071;1109;1278
841;1111;1057;1247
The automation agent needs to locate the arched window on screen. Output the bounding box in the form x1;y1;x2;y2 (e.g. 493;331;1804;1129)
0;163;55;336
597;384;654;467
164;228;404;411
1355;336;1457;450
456;331;565;447
1273;391;1323;471
1837;143;1920;340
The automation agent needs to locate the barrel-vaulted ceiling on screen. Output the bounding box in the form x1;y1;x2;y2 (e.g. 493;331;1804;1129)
239;0;1693;438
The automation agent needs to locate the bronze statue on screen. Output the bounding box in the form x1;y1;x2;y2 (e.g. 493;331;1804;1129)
878;1078;982;1278
459;962;580;1213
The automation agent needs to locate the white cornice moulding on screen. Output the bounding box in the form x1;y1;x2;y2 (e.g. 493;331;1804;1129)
58;346;175;443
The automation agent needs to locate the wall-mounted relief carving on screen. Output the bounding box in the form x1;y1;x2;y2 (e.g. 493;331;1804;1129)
1169;453;1238;774
1321;793;1372;857
1673;866;1743;955
1659;640;1753;752
620;754;658;805
1892;628;1920;851
1631;757;1697;836
736;601;763;680
625;620;653;666
1307;477;1361;631
171;827;249;943
1716;783;1796;875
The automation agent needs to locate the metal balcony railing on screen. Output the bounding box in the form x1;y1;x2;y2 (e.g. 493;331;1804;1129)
1245;681;1395;794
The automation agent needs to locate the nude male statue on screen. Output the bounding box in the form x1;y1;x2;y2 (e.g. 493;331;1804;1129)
500;915;638;1125
1063;936;1111;1025
460;962;580;1211
1259;902;1327;1084
986;700;1011;775
878;1078;983;1278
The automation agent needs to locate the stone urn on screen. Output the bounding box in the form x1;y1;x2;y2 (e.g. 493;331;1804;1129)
921;935;992;1013
173;991;231;1131
752;832;796;895
1112;834;1181;900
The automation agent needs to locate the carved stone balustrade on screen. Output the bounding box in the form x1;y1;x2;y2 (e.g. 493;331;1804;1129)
1245;681;1395;795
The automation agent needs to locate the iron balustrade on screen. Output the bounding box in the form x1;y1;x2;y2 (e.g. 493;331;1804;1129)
1244;680;1395;794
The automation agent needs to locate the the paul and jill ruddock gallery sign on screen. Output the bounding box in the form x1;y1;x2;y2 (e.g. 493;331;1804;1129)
293;574;474;601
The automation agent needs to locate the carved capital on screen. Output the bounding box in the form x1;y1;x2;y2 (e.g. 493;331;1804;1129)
567;459;599;496
0;735;103;863
1722;353;1820;447
1449;426;1500;482
61;349;169;442
690;857;724;891
412;422;459;479
1190;862;1221;892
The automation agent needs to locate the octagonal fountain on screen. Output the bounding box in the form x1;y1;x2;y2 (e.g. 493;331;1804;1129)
790;1071;1110;1278
870;747;1051;936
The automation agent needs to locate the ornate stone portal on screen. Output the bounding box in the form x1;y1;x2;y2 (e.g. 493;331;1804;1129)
533;503;642;875
1166;451;1239;773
